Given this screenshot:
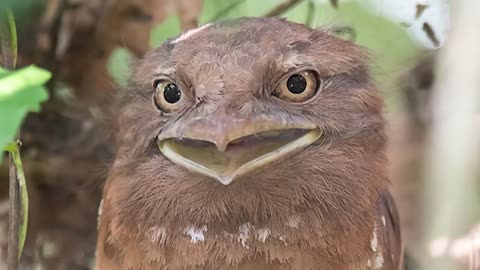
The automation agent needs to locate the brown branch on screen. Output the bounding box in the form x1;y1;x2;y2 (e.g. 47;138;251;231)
264;0;305;17
7;152;19;270
210;0;246;22
329;26;356;42
329;0;338;8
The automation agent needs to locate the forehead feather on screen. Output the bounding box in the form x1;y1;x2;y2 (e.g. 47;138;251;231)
133;17;368;85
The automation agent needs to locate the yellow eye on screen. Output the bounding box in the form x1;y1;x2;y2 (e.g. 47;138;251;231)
273;71;319;102
154;80;182;113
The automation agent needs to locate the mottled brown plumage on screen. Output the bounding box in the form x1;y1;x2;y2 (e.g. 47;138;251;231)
96;17;402;270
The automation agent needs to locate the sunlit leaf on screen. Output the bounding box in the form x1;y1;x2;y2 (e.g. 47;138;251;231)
150;16;182;48
0;66;50;153
107;48;133;87
0;66;50;98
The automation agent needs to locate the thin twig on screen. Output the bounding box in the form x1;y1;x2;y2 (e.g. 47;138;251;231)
330;26;356;42
209;0;246;22
7;152;19;270
0;9;16;69
329;0;338;8
264;0;305;17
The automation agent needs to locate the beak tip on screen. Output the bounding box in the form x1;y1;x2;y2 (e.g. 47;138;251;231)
216;175;234;185
214;140;229;152
216;145;227;152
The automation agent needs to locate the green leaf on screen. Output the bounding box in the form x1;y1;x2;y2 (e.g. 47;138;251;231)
0;0;45;23
246;0;281;16
309;2;418;111
199;0;247;25
0;66;50;99
150;16;182;48
5;142;28;261
0;66;50;153
283;1;310;24
107;48;133;87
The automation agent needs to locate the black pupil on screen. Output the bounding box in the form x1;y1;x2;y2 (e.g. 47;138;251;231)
286;74;307;94
163;83;181;103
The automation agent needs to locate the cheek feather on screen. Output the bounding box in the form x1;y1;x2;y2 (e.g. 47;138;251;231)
368;223;385;269
255;228;271;243
148;226;167;245
238;223;251;249
286;215;301;229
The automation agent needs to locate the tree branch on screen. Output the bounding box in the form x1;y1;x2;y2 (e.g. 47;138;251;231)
264;0;305;17
209;0;246;22
7;152;19;270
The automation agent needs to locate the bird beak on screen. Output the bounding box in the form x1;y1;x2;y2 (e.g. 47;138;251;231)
157;113;321;185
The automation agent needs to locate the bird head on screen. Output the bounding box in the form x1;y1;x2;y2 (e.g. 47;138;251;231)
108;17;387;227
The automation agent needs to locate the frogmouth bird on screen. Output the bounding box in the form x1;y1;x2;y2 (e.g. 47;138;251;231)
96;17;402;270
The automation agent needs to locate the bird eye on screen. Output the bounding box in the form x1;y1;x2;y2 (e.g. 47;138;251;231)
273;71;318;102
153;80;182;113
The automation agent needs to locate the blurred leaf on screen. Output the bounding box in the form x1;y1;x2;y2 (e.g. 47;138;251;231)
0;0;46;22
283;1;310;24
55;81;75;104
150;16;182;48
305;1;316;27
107;48;133;87
4;141;28;260
246;0;282;17
0;8;17;69
199;0;247;24
311;2;418;111
0;66;50;153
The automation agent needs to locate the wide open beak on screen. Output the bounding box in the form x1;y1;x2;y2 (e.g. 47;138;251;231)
157;114;321;185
